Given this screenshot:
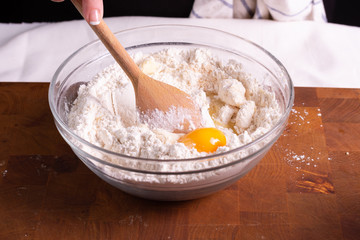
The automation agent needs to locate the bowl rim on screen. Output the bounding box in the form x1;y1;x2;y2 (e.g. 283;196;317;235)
49;24;294;164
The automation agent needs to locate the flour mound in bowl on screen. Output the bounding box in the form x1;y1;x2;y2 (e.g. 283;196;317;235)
67;48;281;159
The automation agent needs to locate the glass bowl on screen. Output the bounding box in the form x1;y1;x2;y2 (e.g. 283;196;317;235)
49;25;294;201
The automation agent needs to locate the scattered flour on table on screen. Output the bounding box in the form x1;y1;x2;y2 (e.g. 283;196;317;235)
67;48;282;183
277;107;332;176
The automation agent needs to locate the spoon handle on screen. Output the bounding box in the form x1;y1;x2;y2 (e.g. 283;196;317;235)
71;0;141;87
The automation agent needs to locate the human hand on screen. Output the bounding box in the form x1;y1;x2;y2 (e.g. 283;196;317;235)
51;0;103;25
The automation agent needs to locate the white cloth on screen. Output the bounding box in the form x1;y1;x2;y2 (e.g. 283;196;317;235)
0;17;360;88
190;0;327;22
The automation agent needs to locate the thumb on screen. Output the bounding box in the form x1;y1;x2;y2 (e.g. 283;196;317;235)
82;0;104;25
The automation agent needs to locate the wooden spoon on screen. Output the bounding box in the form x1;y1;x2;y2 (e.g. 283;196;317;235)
71;0;201;132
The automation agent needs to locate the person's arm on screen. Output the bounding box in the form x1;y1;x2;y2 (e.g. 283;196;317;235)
51;0;103;25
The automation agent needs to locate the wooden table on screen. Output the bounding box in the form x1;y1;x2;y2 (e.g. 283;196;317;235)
0;83;359;240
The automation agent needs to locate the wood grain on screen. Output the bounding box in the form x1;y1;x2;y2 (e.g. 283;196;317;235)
0;84;359;240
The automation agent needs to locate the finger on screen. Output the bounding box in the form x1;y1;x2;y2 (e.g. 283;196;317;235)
82;0;104;25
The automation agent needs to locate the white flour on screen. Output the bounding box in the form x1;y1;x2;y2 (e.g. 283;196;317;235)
67;48;282;184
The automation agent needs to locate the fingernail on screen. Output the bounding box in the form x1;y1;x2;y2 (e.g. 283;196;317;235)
89;9;100;25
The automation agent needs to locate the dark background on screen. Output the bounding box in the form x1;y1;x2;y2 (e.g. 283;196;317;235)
1;0;359;27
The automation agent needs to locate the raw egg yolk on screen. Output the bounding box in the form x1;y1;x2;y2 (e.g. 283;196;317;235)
178;128;226;153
